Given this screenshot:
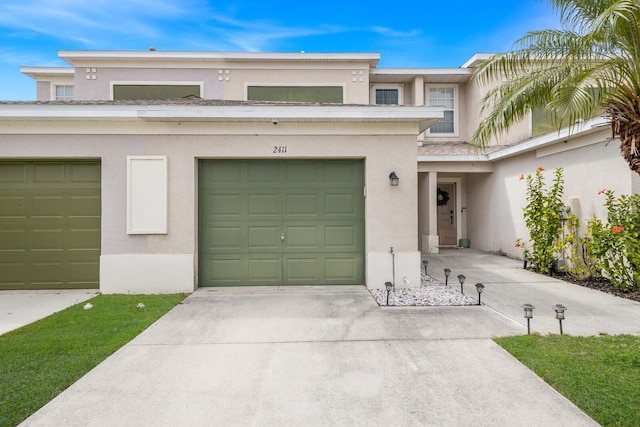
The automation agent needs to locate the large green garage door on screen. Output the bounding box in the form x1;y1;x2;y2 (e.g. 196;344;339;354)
0;161;101;290
199;160;364;286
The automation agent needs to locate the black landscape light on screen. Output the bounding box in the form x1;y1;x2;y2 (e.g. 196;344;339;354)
444;268;451;286
553;304;567;335
475;283;485;305
385;281;393;306
422;259;429;275
457;274;466;294
522;303;535;335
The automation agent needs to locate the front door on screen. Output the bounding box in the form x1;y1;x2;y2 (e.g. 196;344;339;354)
436;183;457;246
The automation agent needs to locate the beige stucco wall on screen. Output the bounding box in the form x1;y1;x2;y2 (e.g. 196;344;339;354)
0;119;420;293
466;129;639;259
465;75;531;146
70;62;371;103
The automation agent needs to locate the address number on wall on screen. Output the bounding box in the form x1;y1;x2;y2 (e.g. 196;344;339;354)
273;146;288;154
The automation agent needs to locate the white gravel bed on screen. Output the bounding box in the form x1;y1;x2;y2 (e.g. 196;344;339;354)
369;273;479;306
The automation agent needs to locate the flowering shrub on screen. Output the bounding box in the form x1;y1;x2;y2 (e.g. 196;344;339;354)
588;190;640;291
516;167;565;274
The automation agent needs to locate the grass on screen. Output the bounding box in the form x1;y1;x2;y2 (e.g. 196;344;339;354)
0;293;187;427
495;334;640;427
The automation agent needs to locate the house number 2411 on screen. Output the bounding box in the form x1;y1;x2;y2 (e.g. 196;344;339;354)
273;146;287;154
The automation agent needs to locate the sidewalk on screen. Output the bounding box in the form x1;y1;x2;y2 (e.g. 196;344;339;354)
424;249;640;336
0;289;97;336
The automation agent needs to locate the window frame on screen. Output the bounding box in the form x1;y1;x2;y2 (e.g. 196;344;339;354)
110;81;204;100
425;84;459;137
53;84;74;101
244;82;347;103
370;84;403;105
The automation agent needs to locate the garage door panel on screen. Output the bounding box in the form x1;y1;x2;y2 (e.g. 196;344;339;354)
248;257;281;282
285;193;318;217
285;224;320;249
284;257;318;282
0;161;100;290
205;225;245;251
285;162;318;183
248;193;281;217
325;193;360;216
69;195;101;217
325;256;361;282
205;194;243;217
0;163;28;184
248;225;281;251
31;228;64;250
31;195;64;218
199;159;364;286
0;262;25;289
32;163;65;184
0;195;26;217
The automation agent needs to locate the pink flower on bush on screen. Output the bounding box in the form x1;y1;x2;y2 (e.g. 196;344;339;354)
519;174;525;181
537;166;545;172
612;226;624;233
515;241;520;248
598;188;606;195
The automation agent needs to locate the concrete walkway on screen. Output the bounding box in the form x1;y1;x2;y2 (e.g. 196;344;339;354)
25;245;640;425
0;289;97;336
425;249;640;336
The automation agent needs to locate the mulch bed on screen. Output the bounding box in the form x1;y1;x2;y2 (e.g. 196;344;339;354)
551;273;640;303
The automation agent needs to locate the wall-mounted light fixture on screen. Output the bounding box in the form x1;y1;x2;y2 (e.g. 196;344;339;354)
389;171;399;186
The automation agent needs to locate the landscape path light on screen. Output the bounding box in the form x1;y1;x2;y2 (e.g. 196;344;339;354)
553;304;567;335
444;268;451;286
522;303;535;335
457;274;466;294
422;259;429;275
385;281;393;306
475;283;485;305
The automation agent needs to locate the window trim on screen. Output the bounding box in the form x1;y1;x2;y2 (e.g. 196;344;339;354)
110;81;204;100
370;84;403;105
425;84;459;137
51;84;74;101
244;82;347;103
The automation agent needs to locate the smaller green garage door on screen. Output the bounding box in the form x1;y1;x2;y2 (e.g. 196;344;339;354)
0;161;101;290
199;160;365;286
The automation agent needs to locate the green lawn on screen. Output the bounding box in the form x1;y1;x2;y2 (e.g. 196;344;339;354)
495;334;640;427
0;293;187;427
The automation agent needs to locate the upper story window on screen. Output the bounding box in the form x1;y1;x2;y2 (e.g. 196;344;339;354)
112;83;202;100
247;86;344;103
55;85;74;101
371;85;402;105
427;86;456;134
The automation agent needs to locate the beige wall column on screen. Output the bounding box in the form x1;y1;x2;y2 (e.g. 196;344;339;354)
413;76;424;105
421;170;439;253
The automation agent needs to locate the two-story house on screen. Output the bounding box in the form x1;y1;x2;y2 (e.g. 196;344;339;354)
1;50;637;293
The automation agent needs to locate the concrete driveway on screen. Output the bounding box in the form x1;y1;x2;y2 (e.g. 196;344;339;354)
21;282;600;426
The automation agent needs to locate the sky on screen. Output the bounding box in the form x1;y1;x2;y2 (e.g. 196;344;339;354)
0;0;561;100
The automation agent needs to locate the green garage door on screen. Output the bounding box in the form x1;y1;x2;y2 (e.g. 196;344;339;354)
0;161;101;290
199;160;364;286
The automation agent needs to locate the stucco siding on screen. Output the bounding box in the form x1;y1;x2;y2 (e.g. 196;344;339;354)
466;130;638;259
0;121;419;293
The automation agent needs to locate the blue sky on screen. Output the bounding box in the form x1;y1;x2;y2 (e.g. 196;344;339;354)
0;0;560;100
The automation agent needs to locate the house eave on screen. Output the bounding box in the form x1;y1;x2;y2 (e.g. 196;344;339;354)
0;102;443;131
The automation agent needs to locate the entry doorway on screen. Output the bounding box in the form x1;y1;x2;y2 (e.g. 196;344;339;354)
436;183;457;247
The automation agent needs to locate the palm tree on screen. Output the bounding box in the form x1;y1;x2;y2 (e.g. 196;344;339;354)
472;0;640;175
